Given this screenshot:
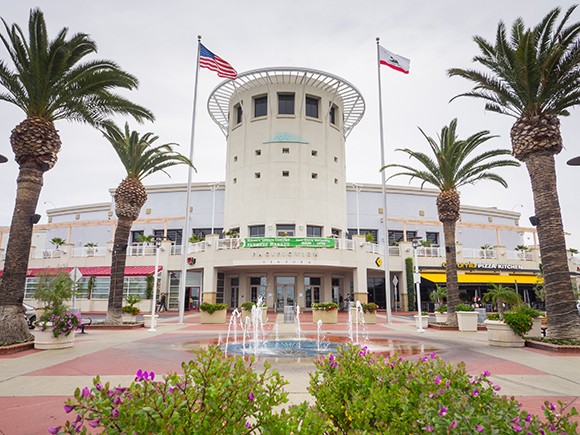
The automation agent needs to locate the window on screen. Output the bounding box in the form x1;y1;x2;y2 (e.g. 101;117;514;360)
191;228;223;240
307;225;322;237
348;228;378;242
311;150;318;156
233;178;237;184
331;228;341;238
131;230;144;244
334;178;338;184
250;276;267;303
426;232;440;246
254;172;261;179
216;272;225;304
311;173;318;179
255;149;261;156
305;96;319;118
254;95;267;117
329;104;338;125
334;156;338;163
278;93;295;115
282;171;290;177
276;224;295;236
233;156;238;162
388;230;417;246
154;229;182;245
304;276;321;308
234;103;243;124
249;225;265;237
282;147;289;154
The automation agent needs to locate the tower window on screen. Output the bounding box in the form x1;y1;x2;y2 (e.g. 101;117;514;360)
282;171;290;177
234;103;243;124
254;172;261;179
329;104;338;125
334;156;338;163
311;173;318;179
255;149;261;156
311;150;318;156
282;148;289;154
254;95;267;117
305;96;319;118
278;93;295;115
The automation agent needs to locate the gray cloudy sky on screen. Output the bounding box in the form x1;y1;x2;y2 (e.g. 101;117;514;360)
1;1;579;250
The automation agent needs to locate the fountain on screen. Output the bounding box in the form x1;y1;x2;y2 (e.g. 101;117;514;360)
347;301;368;344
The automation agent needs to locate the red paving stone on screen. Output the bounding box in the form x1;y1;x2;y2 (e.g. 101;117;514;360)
0;396;68;435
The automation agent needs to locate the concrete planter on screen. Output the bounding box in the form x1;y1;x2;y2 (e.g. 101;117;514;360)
526;318;543;338
242;307;268;323
34;326;75;350
457;311;479;332
348;308;376;324
201;309;227;324
122;314;138;323
435;312;448;323
143;314;159;328
414;315;429;329
484;319;525;347
312;309;338;324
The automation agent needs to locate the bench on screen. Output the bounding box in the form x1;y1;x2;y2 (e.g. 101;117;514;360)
79;318;92;334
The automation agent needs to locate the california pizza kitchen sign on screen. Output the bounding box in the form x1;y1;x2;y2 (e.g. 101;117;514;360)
441;261;523;271
242;237;335;249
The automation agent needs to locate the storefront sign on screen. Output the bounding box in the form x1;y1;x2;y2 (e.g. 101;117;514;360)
442;262;523;270
242;237;335;249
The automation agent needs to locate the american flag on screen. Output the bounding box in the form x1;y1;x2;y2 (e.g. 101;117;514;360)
199;43;237;80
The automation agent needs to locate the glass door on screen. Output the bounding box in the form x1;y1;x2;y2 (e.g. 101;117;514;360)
275;276;295;312
230;277;239;308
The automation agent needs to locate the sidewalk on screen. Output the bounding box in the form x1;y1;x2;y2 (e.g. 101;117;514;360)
1;311;578;434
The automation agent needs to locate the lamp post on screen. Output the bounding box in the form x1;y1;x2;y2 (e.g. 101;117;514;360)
149;237;165;332
412;237;424;333
352;183;362;235
210;182;219;234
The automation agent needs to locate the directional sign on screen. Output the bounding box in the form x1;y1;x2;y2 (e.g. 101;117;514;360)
69;267;83;283
375;257;383;267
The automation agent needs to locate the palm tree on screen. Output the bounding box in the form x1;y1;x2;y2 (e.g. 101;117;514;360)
448;6;580;339
381;119;518;325
481;284;522;319
102;122;192;324
0;9;153;345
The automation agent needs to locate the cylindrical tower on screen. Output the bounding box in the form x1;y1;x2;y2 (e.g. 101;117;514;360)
208;67;365;238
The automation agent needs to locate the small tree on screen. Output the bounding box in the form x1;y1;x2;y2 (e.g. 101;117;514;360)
429;285;447;307
50;238;66;249
481;284;522;319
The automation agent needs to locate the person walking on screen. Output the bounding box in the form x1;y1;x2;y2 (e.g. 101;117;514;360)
157;294;167;312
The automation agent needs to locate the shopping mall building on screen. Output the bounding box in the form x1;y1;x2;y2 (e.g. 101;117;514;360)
0;67;552;313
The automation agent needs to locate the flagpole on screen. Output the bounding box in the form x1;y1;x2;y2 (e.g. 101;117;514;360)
178;35;202;325
376;37;392;324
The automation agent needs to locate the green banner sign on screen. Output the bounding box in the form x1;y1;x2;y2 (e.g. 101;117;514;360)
242;237;335;249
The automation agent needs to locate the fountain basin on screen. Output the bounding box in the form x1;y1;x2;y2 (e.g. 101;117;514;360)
223;339;341;358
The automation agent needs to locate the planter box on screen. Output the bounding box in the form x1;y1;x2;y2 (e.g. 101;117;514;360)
34;327;75;350
242;307;268;324
526;318;543;338
143;314;159;328
312;309;338;324
435;312;448;323
201;309;227;324
484;319;525;347
457;311;479;332
348;308;376;324
414;315;429;329
122;314;138;323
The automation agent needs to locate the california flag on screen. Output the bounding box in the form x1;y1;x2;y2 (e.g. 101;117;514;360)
379;46;410;74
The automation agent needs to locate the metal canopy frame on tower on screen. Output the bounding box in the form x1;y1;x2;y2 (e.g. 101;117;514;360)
207;67;365;138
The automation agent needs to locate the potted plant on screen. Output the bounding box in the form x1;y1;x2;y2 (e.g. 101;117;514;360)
517;305;543;337
455;303;478;331
361;303;378;324
241;301;268;323
414;311;429;329
435;305;448;323
484;308;533;347
122;295;141;322
84;242;98;256
429;285;447;309
33;273;82;350
50;237;66;258
481;284;522;319
200;302;228;324
312;302;339;324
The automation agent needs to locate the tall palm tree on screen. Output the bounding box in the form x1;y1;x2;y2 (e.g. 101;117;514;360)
448;6;580;339
0;9;153;344
102;122;192;324
381;119;519;325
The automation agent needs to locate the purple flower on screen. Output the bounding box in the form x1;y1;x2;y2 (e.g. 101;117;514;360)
426;425;434;432
493;385;501;391
88;419;100;428
81;387;91;398
148;371;155;381
472;389;480;397
111;408;119;418
135;369;143;381
113;396;121;405
248;392;255;401
476;425;484;432
482;369;491;377
64;404;75;413
435;376;441;385
512;422;523;432
48;426;61;434
246;422;252;429
438;407;447;416
548;402;556;411
428;393;434;398
430;352;437;359
95;383;103;391
449;420;458;430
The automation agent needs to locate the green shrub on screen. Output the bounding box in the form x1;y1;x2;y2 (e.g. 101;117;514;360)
361;303;378;313
122;295;141;315
487;313;501;321
435;305;447;313
312;302;339;311
241;301;256;311
503;311;534;336
199;302;227;314
515;304;542;319
455;303;474;312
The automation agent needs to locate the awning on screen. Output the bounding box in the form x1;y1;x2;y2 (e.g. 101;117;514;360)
421;272;542;285
0;266;162;278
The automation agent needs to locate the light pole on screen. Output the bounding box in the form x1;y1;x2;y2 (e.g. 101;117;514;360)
210;182;219;234
149;237;165;332
352;183;362;235
412;237;424;333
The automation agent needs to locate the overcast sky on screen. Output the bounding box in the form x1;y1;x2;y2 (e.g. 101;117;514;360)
1;1;579;250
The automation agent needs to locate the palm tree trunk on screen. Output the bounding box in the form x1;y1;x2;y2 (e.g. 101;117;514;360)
105;217;133;324
443;220;460;326
526;154;580;339
0;164;44;344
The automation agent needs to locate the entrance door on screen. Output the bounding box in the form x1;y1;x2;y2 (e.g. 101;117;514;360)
230;277;239;308
275;276;295;312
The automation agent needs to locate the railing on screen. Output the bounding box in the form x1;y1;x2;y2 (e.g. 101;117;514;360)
127;243;156;256
416;247;444;257
217;238;241;250
462;248;497;259
71;247;108;258
31;248;65;259
364;243;400;256
505;250;534;261
334;238;354;250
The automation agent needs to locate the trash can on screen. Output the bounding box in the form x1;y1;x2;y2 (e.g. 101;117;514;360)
475;308;486;324
284;306;295;323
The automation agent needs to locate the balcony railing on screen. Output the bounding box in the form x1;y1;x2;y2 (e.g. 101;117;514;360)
462;248;497;259
505;250;534;261
416;247;444;257
127;243;156;256
71;247;108;258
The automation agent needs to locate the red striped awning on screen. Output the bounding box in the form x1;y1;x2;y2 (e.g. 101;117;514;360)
0;266;162;278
